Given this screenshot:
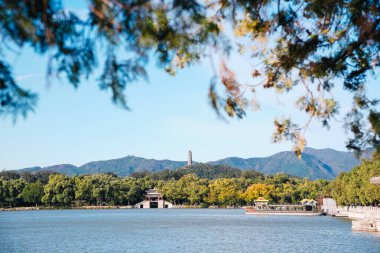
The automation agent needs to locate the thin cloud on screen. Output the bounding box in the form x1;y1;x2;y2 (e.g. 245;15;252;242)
15;73;44;81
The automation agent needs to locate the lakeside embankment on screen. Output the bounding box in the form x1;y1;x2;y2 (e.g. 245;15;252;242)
0;205;237;211
322;198;380;233
0;206;135;211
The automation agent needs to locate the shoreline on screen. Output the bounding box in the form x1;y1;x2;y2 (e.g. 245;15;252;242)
0;206;134;211
0;206;242;211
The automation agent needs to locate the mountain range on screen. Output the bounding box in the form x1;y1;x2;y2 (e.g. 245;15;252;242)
17;147;373;180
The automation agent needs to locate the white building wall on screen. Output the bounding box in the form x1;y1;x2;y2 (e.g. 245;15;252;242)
135;200;174;208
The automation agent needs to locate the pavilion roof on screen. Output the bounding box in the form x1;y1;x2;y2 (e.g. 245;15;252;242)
146;188;160;194
301;199;316;203
255;197;269;202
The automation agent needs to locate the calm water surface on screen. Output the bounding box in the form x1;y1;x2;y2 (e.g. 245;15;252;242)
1;209;379;252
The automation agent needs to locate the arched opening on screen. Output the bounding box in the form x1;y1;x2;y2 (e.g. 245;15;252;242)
150;202;158;208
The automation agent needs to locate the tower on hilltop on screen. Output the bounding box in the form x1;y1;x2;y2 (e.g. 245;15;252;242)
188;150;192;166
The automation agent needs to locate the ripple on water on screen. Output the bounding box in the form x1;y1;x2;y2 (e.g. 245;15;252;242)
0;209;379;253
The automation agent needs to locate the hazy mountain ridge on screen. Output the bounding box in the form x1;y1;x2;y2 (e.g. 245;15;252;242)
19;156;187;177
79;156;187;176
17;148;372;179
209;152;336;179
18;164;79;175
303;147;372;175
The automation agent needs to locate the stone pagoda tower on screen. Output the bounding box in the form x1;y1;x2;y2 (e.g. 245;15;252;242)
188;150;192;166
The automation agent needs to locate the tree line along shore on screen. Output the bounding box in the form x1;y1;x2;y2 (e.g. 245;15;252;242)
0;159;379;209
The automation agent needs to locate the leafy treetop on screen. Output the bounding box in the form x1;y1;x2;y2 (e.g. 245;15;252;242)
0;0;379;156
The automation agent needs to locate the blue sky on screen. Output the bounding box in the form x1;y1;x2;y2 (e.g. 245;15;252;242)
1;1;378;170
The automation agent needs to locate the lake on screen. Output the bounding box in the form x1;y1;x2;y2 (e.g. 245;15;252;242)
1;209;379;252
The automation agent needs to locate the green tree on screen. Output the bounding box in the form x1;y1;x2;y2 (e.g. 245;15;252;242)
0;177;6;207
0;171;20;180
331;158;380;205
178;174;209;205
42;174;75;206
243;183;274;205
206;178;242;207
74;175;94;206
20;182;44;206
1;178;26;207
89;174;118;206
159;179;185;205
277;183;297;204
125;183;144;205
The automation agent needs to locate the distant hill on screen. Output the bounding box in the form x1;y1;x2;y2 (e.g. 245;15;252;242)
303;148;359;175
19;156;186;177
78;156;186;176
17;147;372;179
209;152;335;179
19;164;79;175
210;148;373;179
303;147;373;175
